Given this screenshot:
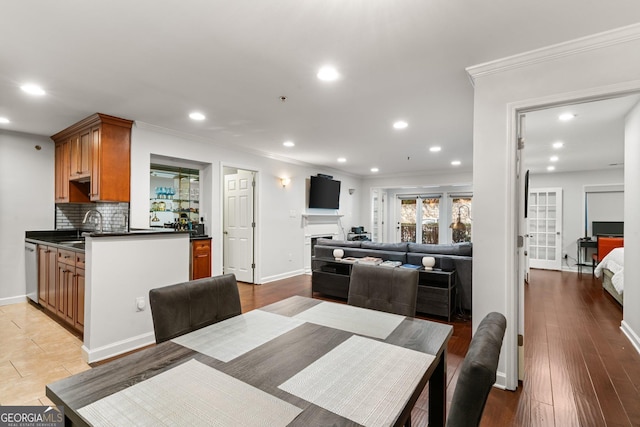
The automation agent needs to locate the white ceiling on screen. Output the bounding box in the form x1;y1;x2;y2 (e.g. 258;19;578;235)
1;1;640;177
524;95;640;175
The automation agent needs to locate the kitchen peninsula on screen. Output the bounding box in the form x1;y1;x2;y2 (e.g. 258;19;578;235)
26;229;190;363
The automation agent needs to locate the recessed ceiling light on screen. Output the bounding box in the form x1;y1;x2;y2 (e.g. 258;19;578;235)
451;160;461;166
393;121;408;130
337;157;347;163
283;141;295;147
20;84;46;96
371;167;379;173
552;141;564;149
558;113;576;121
189;112;205;121
429;146;441;152
550;156;559;162
547;166;556;171
317;66;339;81
0;117;9;124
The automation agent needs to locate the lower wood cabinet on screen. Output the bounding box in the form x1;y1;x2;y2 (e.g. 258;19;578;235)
191;238;212;280
38;245;84;334
38;245;57;311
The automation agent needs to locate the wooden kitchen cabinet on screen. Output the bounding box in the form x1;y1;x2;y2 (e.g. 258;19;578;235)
70;130;91;180
191;238;212;280
55;138;90;203
52;113;133;203
75;252;85;333
57;249;76;326
38;245;57;311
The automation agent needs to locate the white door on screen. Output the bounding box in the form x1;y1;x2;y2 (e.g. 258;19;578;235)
528;187;563;270
223;170;255;283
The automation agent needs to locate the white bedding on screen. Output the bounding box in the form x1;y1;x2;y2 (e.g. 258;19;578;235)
594;247;624;294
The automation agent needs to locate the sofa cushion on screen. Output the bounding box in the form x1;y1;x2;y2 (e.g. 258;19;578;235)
361;241;408;252
316;238;362;248
408;242;472;256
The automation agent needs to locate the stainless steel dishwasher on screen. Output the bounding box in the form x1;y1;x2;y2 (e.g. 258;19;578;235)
25;242;38;302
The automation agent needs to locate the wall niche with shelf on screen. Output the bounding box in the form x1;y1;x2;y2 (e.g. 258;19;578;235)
149;164;200;228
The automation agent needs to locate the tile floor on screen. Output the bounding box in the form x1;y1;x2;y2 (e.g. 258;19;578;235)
0;302;90;405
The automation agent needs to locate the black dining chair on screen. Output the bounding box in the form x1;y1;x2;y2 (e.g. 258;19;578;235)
347;263;419;317
446;311;507;427
149;273;242;343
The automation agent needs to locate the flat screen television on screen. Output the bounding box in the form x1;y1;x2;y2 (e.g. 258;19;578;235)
309;176;341;209
592;221;624;237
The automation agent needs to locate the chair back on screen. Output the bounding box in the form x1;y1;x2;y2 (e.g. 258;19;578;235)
347;263;418;317
446;312;507;427
596;236;624;262
149;274;241;343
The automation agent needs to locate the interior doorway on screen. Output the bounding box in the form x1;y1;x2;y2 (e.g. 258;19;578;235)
515;92;637;386
223;167;257;283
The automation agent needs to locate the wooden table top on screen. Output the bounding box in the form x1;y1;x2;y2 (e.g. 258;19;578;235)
47;296;453;427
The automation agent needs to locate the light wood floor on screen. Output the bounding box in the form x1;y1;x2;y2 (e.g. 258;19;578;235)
1;270;638;427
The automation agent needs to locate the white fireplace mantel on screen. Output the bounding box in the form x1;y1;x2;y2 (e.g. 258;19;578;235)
302;214;343;273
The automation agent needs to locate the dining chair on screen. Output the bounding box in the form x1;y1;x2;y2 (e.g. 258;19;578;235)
149;273;242;343
446;311;507;427
347;263;419;317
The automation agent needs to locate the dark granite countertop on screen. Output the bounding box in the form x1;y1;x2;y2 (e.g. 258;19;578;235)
26;229;203;252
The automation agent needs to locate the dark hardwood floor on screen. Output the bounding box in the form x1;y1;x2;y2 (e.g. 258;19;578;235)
238;269;640;426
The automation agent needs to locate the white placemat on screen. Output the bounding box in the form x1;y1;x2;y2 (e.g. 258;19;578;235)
278;335;435;427
79;359;302;426
292;301;405;339
172;310;304;362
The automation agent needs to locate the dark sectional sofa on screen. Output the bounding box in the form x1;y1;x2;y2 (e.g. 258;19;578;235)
312;238;472;312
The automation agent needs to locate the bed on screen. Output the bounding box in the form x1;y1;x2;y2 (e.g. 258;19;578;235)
594;247;624;305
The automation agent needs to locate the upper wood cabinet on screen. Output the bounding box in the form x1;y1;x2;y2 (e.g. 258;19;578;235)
52;113;133;203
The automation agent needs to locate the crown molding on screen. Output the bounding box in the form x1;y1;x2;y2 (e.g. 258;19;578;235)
466;23;640;86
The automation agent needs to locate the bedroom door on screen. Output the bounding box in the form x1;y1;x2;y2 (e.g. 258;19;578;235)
528;187;563;270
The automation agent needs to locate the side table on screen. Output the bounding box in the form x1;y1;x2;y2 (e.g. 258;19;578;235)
417;268;456;321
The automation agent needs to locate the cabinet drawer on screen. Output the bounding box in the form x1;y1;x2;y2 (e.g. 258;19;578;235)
58;249;76;266
75;253;85;269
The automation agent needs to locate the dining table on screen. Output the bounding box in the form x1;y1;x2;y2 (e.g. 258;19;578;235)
47;295;453;427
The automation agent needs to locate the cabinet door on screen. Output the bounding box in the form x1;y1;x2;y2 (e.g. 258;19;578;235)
38;246;49;305
57;262;72;323
90;126;101;199
45;248;57;312
54;141;70;202
192;240;211;280
75;268;85;333
70;131;91;179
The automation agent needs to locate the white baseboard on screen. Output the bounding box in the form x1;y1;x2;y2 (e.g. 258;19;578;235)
494;370;508;390
621;320;640;355
260;269;305;284
0;295;28;306
82;332;156;364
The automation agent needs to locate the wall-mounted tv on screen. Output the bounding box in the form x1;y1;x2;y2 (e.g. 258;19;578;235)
309;175;341;209
592;221;624;237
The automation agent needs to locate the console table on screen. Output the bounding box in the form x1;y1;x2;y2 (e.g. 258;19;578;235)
576;238;597;274
311;257;456;320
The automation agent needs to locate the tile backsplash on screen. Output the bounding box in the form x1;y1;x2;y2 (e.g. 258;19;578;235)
56;203;129;232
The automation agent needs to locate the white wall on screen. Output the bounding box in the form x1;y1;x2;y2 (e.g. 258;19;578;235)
130;123;363;284
622;101;640;352
529;168;623;269
469;25;640;389
0;131;54;304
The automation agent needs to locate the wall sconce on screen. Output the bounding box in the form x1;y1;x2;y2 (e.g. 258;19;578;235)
348;188;355;195
280;178;291;188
